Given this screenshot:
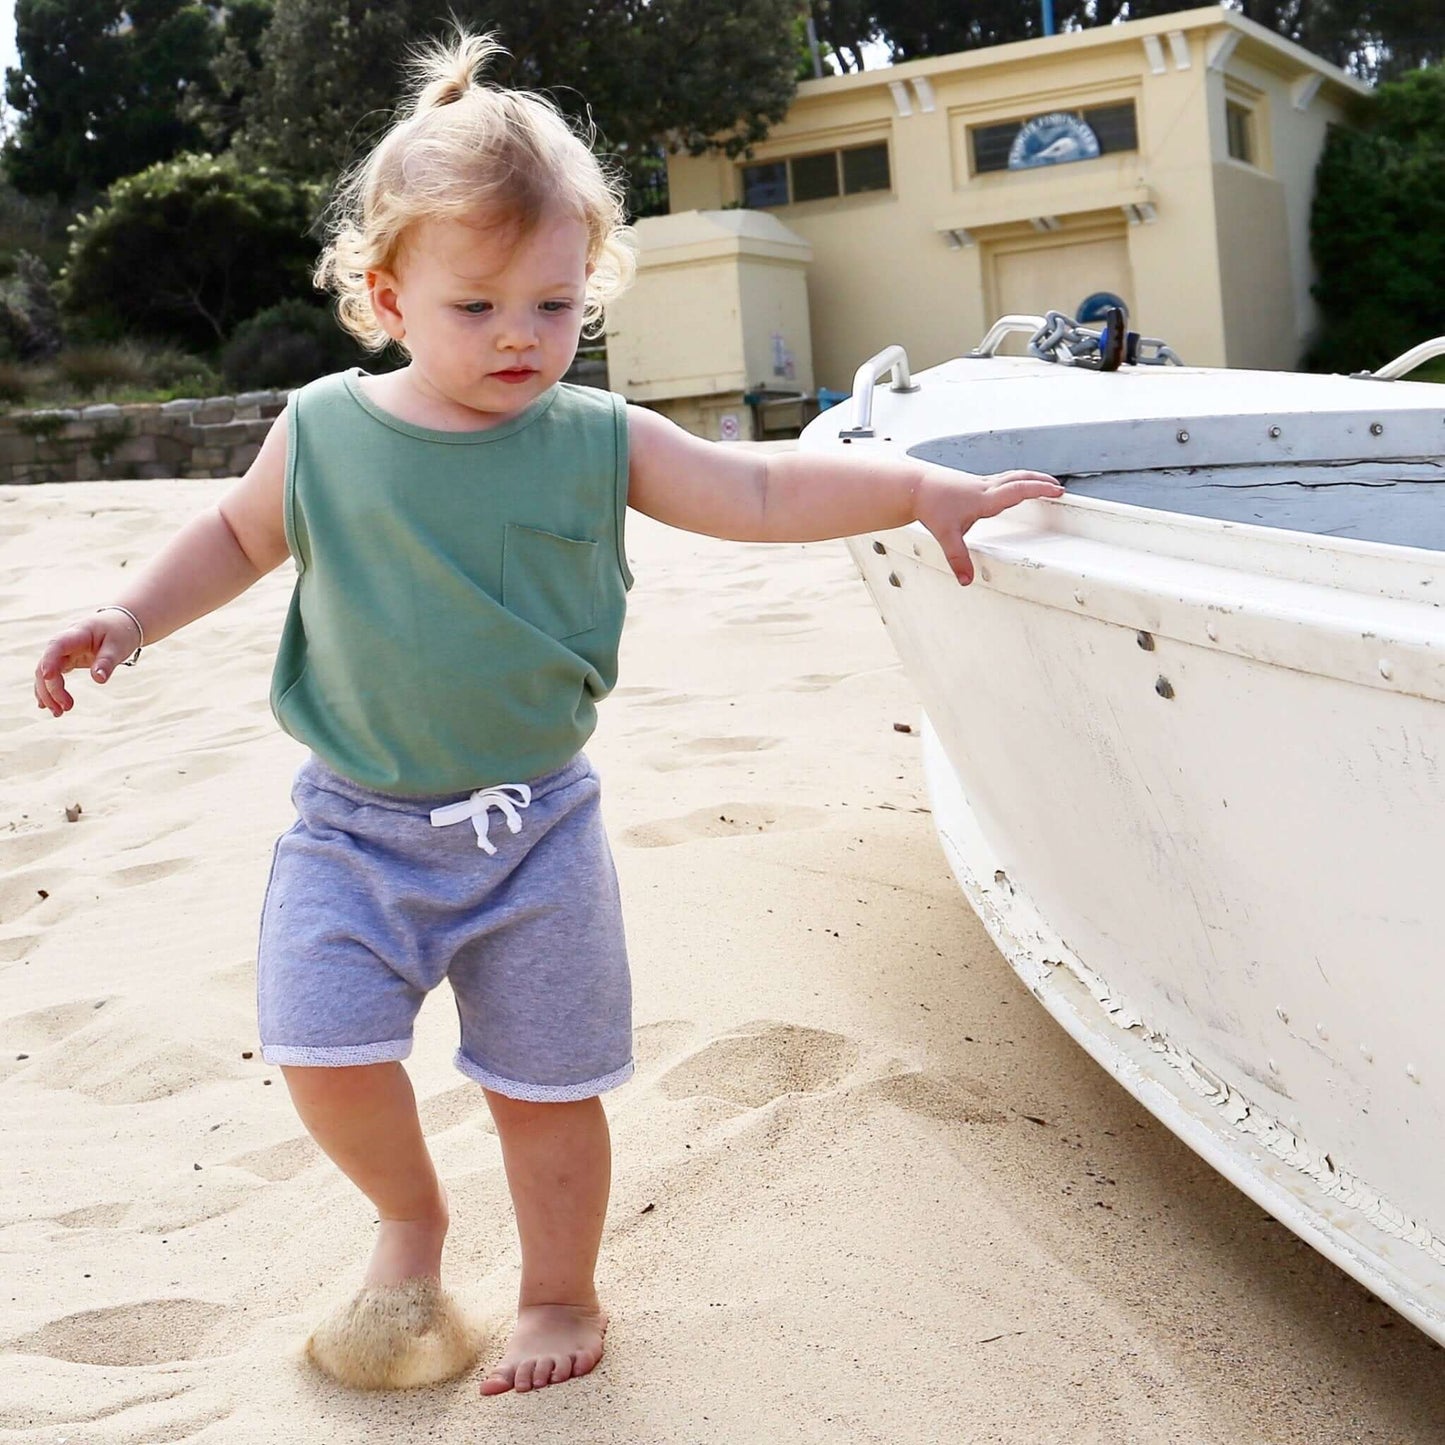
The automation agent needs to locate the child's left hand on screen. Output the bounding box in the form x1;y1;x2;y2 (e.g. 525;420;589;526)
912;465;1063;585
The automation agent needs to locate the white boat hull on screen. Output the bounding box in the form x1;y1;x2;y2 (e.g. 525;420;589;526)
803;354;1445;1342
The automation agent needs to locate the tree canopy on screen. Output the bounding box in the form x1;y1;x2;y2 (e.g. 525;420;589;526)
813;0;1440;79
4;0;219;199
231;0;801;186
1308;64;1445;370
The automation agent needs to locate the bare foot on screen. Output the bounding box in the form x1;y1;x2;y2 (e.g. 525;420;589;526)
479;1302;608;1395
364;1185;450;1287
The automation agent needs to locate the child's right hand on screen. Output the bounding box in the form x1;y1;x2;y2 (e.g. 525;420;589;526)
34;611;142;716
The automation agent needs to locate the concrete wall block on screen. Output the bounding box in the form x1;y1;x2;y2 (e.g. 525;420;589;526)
191;446;227;468
227;442;261;474
160;397;202;416
0;433;38;466
110;436;159;465
192;400;236;425
80;403;123;422
73;455;103;481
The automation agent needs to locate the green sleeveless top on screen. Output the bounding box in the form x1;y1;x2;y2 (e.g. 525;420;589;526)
270;370;632;795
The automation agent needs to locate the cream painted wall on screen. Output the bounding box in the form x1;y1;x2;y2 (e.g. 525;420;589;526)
1212;161;1297;368
658;9;1369;397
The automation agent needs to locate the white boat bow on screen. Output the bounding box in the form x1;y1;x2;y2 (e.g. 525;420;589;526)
800;325;1445;1343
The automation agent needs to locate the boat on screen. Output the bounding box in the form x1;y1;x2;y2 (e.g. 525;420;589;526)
798;313;1445;1344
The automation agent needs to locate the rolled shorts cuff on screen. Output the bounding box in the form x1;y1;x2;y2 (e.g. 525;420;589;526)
453;1049;635;1102
261;1038;413;1068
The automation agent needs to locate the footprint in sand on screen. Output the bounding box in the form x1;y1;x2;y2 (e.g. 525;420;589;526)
109;857;188;889
418;1083;493;1135
31;1014;243;1105
7;1299;233;1366
723;608;816;628
0;998;114;1075
0;864;76;925
224;1135;320;1183
53;1201;130;1229
657;1021;859;1109
619;803;823;849
862;1070;1011;1128
0;931;40;964
645;735;781;773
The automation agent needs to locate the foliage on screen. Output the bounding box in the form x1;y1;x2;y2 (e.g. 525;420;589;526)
60;153;322;351
4;0;220;200
812;0;1440;79
0;184;72;275
1307;66;1445;372
231;0;800;192
191;0;276;154
219;300;365;390
0;341;218;409
0;252;62;361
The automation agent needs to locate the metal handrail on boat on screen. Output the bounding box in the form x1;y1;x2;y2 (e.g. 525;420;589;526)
968;315;1048;359
1369;336;1445;380
837;345;920;440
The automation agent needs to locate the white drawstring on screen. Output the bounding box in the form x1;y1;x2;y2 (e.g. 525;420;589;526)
429;783;533;854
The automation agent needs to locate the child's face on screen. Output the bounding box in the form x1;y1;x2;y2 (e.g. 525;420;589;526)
369;209;590;422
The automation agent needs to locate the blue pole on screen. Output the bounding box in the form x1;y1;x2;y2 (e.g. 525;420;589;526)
1042;0;1055;35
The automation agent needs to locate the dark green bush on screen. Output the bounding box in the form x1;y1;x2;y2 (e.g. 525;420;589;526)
61;153;322;352
0;360;28;403
1307;66;1445;373
219;300;364;390
0;252;62;361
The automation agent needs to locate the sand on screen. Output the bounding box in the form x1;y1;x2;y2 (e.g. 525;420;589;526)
4;476;1445;1445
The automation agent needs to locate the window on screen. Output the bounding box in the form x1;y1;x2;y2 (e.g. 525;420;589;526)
741;161;788;209
740;142;891;207
1226;100;1255;164
791;151;840;202
970;102;1138;175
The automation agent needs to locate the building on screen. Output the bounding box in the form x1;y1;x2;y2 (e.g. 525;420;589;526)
644;4;1369;406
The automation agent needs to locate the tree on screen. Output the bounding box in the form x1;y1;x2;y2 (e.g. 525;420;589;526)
232;0;800;192
1307;65;1445;370
61;153;322;349
4;0;219;200
814;0;1440;79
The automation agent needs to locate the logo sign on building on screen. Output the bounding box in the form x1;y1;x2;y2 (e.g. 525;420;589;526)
1008;113;1102;170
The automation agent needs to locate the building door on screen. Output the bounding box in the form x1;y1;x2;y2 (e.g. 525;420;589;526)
985;231;1135;348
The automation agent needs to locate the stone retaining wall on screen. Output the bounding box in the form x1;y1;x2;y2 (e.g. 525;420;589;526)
0;390;289;484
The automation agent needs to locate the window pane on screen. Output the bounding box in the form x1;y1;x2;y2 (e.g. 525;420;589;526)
790;151;840;202
972;121;1020;174
842;143;890;194
742;162;788;208
1083;102;1138;154
1226;102;1254;163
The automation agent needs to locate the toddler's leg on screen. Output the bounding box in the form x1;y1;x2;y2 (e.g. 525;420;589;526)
479;1090;611;1395
285;1063;479;1389
282;1062;449;1286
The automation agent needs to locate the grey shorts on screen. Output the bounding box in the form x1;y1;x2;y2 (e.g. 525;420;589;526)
256;753;634;1102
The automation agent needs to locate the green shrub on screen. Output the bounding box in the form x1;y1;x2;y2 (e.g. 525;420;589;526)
61;153;323;352
1307;66;1445;372
220;300;363;390
52;341;214;395
0;361;29;404
0;252;62;361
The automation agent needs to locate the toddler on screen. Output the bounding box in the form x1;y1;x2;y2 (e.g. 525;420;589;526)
33;31;1060;1397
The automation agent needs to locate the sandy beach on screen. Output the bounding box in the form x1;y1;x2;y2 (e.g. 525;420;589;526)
4;476;1445;1444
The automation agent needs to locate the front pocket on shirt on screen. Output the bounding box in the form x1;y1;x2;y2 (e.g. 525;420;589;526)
501;524;600;642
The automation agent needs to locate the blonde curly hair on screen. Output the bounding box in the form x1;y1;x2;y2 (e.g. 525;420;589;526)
315;30;635;350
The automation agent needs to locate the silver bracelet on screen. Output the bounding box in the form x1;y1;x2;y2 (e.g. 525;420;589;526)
95;605;144;666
